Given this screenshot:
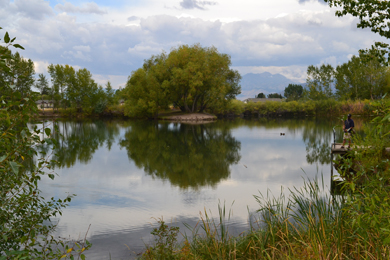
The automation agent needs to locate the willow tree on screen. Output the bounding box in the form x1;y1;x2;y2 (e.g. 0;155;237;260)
123;53;171;118
123;44;241;117
166;44;241;113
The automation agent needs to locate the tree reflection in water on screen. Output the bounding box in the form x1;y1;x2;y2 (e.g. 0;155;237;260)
49;119;121;168
32;117;366;187
119;121;241;190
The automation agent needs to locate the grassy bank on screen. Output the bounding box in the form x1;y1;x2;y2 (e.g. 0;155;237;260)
37;99;383;119
37;104;126;118
215;99;379;117
141;178;389;260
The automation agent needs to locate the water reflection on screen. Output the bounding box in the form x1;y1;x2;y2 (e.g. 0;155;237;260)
32;117;369;259
50;120;121;167
119;122;241;189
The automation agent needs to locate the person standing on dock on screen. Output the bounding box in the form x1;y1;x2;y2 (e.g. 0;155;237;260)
341;113;354;149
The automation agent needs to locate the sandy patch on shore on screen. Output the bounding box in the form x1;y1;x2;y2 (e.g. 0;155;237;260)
161;113;216;122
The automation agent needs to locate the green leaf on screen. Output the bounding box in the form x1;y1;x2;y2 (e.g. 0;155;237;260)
13;44;24;50
45;128;51;136
4;32;10;43
0;155;6;163
48;174;55;180
9;161;20;174
80;254;86;260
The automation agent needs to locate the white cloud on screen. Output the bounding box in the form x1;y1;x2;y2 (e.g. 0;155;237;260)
13;0;53;20
93;74;128;89
33;60;50;74
0;0;383;87
55;2;107;15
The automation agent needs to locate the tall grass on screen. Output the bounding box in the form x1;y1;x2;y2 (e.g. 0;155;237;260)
218;99;375;117
141;175;390;259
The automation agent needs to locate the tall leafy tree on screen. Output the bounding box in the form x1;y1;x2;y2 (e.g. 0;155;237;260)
166;44;241;113
335;52;388;100
35;73;49;110
123;44;241;117
123;53;170;118
0;50;35;97
305;64;335;100
284;84;303;101
105;81;115;105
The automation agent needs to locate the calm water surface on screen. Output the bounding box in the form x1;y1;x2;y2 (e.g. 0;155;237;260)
36;117;361;259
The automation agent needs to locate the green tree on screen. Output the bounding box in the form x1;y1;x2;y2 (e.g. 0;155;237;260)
35;73;49;110
0;50;35;97
335;52;388;100
284;84;303;101
256;92;265;98
123;53;171;118
166;44;241;113
305;64;334;100
105;81;115;105
0;27;90;259
267;93;283;99
124;44;241;117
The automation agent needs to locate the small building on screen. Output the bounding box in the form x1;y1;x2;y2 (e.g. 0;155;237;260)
36;100;54;109
243;98;283;103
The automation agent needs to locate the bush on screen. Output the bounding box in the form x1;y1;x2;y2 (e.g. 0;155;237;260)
0;27;91;259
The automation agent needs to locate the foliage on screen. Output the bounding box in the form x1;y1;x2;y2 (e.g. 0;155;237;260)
337;96;390;248
123;53;170;118
256;92;265;98
35;73;50;97
142;174;390;259
220;99;372;118
105;81;115;106
267;93;283;99
284;83;303;101
123;44;241;117
0;28;91;259
142;219;180;260
305;64;334;100
48;64;110;115
335;51;389;100
324;0;390;63
0;48;35;97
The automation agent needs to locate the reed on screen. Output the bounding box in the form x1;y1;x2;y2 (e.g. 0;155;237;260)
218;99;375;117
141;174;390;259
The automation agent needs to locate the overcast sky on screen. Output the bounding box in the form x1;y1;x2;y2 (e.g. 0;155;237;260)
0;0;383;88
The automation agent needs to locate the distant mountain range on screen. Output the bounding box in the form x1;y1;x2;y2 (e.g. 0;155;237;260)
237;72;304;100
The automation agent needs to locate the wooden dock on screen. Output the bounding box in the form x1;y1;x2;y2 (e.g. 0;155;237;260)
331;143;390;155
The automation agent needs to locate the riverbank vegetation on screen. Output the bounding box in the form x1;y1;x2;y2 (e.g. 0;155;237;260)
0;29;90;259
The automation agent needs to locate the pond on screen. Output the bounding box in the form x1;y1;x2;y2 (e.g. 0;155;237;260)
35;117;364;259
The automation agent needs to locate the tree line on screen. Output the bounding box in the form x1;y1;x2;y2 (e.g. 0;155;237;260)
0;46;123;115
283;49;390;102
